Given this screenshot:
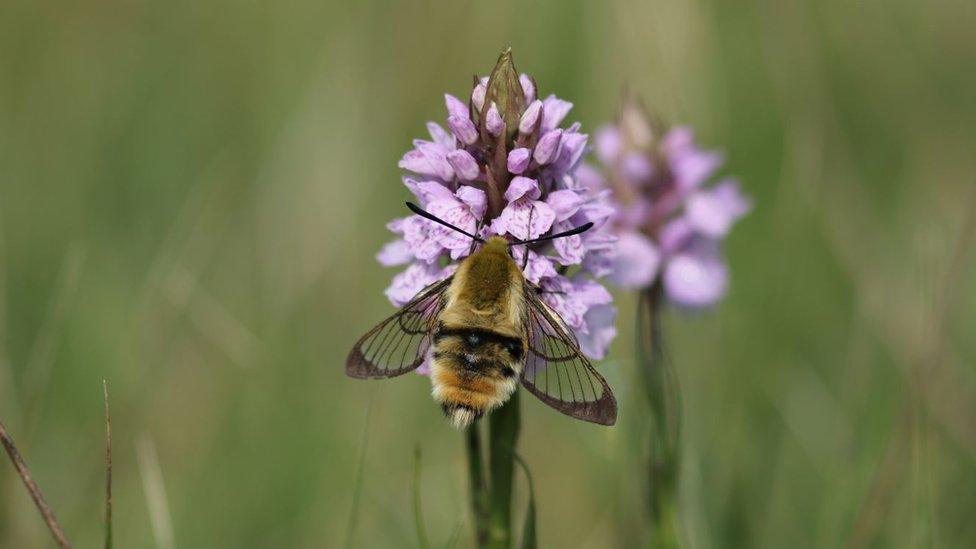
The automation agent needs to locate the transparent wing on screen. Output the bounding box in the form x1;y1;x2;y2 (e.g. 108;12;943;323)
520;286;618;426
345;277;452;379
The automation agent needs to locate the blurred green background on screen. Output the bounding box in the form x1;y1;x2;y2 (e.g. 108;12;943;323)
2;0;975;547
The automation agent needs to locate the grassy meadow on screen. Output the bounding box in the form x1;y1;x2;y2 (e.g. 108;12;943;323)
1;0;975;547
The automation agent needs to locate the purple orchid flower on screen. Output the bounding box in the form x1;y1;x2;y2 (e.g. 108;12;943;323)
377;51;618;363
590;98;751;308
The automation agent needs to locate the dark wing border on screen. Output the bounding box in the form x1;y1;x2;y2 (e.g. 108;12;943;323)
345;276;452;379
520;286;618;426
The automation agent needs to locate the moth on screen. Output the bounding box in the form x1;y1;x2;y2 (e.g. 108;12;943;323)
346;202;617;428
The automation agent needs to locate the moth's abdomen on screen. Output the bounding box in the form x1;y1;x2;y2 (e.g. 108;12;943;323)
430;325;525;428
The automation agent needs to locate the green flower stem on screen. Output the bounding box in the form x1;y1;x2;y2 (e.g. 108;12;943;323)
638;284;682;549
487;392;520;549
413;446;430;549
466;391;522;549
466;425;490;547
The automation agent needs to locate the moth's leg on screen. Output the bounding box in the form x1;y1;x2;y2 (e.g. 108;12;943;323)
532;281;565;296
533;262;568;294
521;206;535;271
535;288;567;296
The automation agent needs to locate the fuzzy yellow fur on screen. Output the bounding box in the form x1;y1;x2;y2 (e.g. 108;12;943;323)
430;237;528;428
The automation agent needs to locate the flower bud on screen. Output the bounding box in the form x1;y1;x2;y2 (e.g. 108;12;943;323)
533;129;562;165
483;48;526;142
486;102;505;136
444;94;469;120
446;149;480;181
520;73;536;103
622;152;653;183
519;99;542;135
594;127;621;164
541;96;573;132
507;148;531;174
448;115;478;145
619;95;656;150
553;130;588;172
471;83;487;113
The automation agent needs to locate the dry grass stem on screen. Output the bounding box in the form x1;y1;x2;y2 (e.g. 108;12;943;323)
0;421;71;548
103;381;113;549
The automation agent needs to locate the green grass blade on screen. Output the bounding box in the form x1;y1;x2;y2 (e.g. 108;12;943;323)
443;520;464;549
513;454;536;549
343;399;373;549
414;445;430;549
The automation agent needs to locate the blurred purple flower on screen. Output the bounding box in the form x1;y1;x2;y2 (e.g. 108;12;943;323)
591;98;751;308
378;51;618;361
384;262;457;307
577;305;617;360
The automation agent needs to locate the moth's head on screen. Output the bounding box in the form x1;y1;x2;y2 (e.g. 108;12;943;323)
483;236;511;254
404;202;595;257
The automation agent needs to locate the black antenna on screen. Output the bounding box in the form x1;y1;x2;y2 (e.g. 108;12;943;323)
512;222;594;245
406;202;485;243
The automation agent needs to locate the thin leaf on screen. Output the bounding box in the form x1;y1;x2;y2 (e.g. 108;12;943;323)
343;397;373;549
413;445;430;549
513;454;536;549
443;520;464;549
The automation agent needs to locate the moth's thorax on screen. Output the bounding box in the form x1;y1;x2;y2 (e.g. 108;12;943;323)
439;237;526;335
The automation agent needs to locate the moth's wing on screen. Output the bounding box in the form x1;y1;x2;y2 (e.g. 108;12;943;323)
520;286;618;426
346;277;452;379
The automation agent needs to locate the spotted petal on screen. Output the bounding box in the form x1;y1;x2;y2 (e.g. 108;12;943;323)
490;198;555;241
